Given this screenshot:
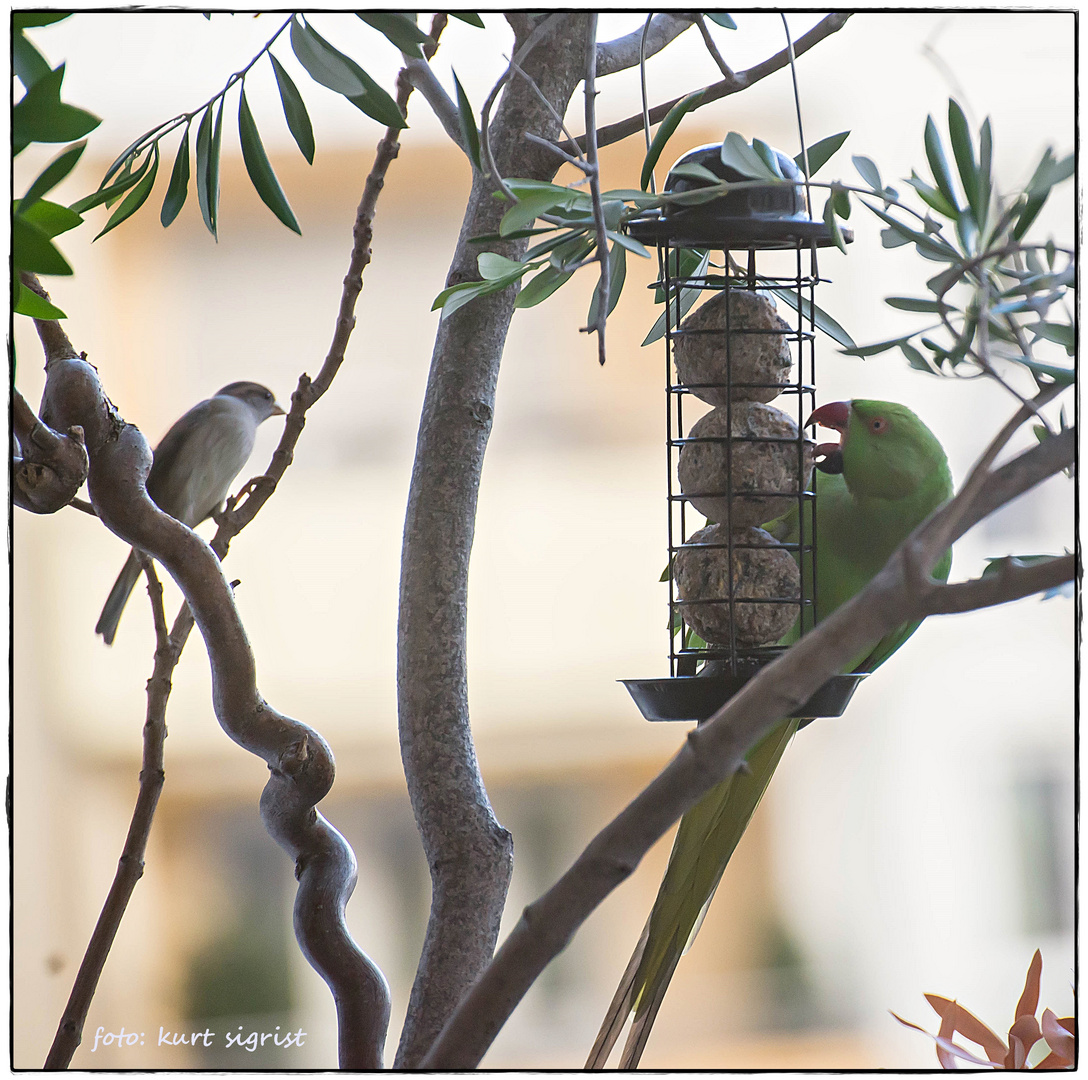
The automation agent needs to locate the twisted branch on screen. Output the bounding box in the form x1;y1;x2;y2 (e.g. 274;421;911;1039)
13;374;88;514
30;14;450;1068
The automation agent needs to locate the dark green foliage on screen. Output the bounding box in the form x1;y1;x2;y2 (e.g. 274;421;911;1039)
270;54;315;164
13;64;100;154
238;87;301;234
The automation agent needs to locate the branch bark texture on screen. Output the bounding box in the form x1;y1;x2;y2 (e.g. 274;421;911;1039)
394;13;593;1066
594;12;695;77
421;399;1075;1068
13;385;89;514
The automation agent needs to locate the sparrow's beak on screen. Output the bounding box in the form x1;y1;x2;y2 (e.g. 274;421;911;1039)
271;402;287;417
805;400;850;474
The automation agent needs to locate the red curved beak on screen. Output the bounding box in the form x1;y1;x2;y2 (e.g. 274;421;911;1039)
806;400;850;466
805;400;851;433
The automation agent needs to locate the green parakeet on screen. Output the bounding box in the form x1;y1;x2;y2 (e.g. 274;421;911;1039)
588;399;953;1069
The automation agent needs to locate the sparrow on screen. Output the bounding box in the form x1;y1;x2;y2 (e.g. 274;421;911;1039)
95;381;285;644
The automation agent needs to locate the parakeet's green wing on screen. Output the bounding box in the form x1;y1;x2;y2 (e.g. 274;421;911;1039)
588;401;953;1070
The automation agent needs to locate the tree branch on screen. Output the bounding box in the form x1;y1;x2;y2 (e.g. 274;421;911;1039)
26;280;391;1069
419;396;1073;1069
12;330;88;514
565;12;852;154
925;554;1074;615
45;558;171;1068
693;15;736;82
28;16;454;1067
403;56;465;153
581;13;609;365
394;13;593;1066
595;13;696;77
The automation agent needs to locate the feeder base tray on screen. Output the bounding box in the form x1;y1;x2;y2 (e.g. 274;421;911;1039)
622;671;867;723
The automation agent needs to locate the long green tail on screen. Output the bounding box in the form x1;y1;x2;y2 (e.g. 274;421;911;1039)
586;717;799;1068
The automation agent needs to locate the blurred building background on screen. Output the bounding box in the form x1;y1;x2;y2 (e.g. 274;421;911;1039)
13;11;1074;1070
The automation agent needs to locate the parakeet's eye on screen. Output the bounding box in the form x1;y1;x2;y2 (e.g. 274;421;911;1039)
870;417;887;434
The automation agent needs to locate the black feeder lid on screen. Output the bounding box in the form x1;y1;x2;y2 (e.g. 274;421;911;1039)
623;665;867;725
627;141;853;250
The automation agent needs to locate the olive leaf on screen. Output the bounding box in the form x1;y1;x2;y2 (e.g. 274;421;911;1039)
238;86;301;234
270;53;316;165
17;139;86;214
641;89;705;192
160;127;191;228
452;70;482;173
95;143;159;240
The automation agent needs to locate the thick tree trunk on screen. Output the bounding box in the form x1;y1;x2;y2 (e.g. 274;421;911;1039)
394;13;591;1066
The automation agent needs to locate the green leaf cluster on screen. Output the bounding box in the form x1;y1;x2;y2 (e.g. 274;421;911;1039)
842;100;1073;389
13;16;95;317
430;126;857;352
77;13;415;242
433;178;660;335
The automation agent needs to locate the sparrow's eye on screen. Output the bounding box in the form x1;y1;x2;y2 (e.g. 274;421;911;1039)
870;416;887;434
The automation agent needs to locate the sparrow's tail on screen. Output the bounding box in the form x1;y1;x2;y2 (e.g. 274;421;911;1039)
95;550;142;645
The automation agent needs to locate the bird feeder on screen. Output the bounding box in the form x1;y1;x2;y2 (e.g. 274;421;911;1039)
623;142;866;723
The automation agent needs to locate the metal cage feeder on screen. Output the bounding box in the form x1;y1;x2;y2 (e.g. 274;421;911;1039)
623;142;865;724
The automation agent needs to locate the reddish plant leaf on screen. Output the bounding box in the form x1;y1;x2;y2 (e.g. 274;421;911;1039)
927;994;1009;1064
1040;1009;1075;1061
935;1035;1005;1068
929;996;960;1069
893;1013;1005;1069
1016;950;1044;1020
1006;1033;1027;1070
1008;1013;1043;1057
891;1011;931;1035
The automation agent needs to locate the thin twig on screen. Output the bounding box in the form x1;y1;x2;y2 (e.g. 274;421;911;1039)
212;14;448;543
44;559;172;1068
639;14;654;170
523;130;584;167
581;13;609;365
694;15;736;81
100;15;294;180
936;381;1066;547
479;13;569;201
780;13;814;220
565;12;852;154
509;54;588;166
67;496;97;516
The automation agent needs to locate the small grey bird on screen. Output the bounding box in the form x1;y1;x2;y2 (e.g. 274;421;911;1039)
96;381;286;644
